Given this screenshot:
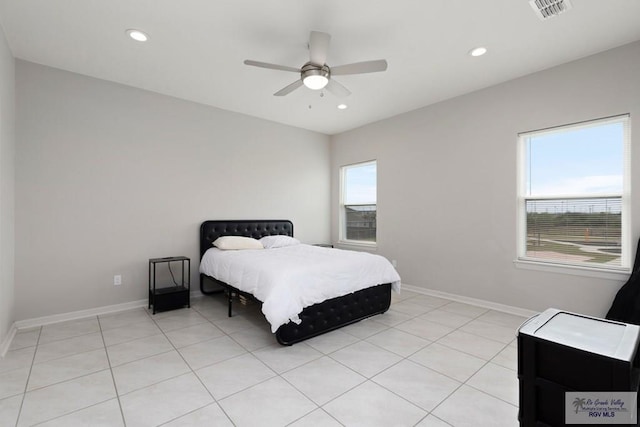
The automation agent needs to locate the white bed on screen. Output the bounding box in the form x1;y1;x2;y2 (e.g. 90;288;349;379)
199;243;401;332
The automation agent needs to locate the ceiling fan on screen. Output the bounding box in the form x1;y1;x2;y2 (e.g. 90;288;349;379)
244;31;388;97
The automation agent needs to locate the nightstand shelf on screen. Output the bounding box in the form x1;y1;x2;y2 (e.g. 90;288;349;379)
148;256;190;314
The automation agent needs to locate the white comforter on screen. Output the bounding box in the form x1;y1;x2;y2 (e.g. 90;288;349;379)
199;244;401;332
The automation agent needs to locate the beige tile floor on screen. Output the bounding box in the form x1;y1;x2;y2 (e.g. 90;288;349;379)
0;290;526;426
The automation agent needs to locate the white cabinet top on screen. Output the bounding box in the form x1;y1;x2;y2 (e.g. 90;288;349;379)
519;308;640;361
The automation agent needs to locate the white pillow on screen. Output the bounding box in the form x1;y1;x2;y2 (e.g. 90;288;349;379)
260;235;301;249
213;236;264;250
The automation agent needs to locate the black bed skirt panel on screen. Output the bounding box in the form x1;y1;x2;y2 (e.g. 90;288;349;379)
275;283;392;345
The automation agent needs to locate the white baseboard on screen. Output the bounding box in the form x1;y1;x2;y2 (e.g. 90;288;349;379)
13;292;211;334
0;323;18;358
4;284;534;356
401;283;538;319
13;299;148;331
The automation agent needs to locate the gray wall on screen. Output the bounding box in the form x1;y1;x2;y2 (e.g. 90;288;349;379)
10;41;640;324
0;27;15;345
331;41;640;317
15;61;331;321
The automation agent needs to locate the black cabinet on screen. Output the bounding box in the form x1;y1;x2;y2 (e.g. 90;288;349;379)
518;309;640;426
148;256;190;314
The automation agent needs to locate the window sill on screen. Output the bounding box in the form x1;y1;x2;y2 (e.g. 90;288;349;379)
337;240;378;251
513;259;630;281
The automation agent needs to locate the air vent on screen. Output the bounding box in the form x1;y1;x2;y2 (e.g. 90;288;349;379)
529;0;572;20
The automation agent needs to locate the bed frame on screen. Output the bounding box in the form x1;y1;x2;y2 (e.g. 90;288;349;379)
199;220;392;345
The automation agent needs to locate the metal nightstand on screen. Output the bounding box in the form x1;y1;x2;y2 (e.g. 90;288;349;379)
148;256;190;314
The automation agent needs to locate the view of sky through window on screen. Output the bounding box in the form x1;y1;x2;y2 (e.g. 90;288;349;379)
526;122;624;199
344;162;377;204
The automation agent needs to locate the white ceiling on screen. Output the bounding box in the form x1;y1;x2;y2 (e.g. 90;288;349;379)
1;0;639;135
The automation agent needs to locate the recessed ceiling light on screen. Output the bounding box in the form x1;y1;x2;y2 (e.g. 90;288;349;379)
126;29;149;42
469;47;487;57
337;104;348;110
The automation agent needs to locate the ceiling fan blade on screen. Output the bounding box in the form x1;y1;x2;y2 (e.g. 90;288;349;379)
244;60;299;73
325;79;351;97
309;31;331;66
331;59;388;75
274;79;304;96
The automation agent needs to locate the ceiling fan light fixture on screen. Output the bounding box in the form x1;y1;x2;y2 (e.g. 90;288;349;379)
302;73;329;90
301;65;330;90
303;75;328;90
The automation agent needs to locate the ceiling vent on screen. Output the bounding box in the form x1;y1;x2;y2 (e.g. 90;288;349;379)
529;0;572;20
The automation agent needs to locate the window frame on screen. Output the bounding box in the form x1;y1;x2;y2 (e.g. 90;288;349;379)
515;114;631;277
339;160;377;248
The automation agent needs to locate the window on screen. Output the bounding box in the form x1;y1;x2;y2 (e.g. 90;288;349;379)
517;115;631;272
340;161;377;244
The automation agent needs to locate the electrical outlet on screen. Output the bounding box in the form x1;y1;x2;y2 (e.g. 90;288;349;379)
114;275;122;286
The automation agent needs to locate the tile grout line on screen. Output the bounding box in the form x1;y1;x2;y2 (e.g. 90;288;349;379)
285;408;345;427
26;344;107;376
345;307;481;420
139;300;284;424
148;303;236;426
158;302;274;394
464;339;520;408
14;326;42;427
413;300;518;408
312;331;430;420
97;315;129;427
276;350;359;426
35;330;98;347
205;305;308;421
192;297;351;424
362;300;518;422
426;339;517;420
14;317;119;426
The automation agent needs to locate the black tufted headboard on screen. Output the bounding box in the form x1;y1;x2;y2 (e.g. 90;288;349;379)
200;220;294;259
